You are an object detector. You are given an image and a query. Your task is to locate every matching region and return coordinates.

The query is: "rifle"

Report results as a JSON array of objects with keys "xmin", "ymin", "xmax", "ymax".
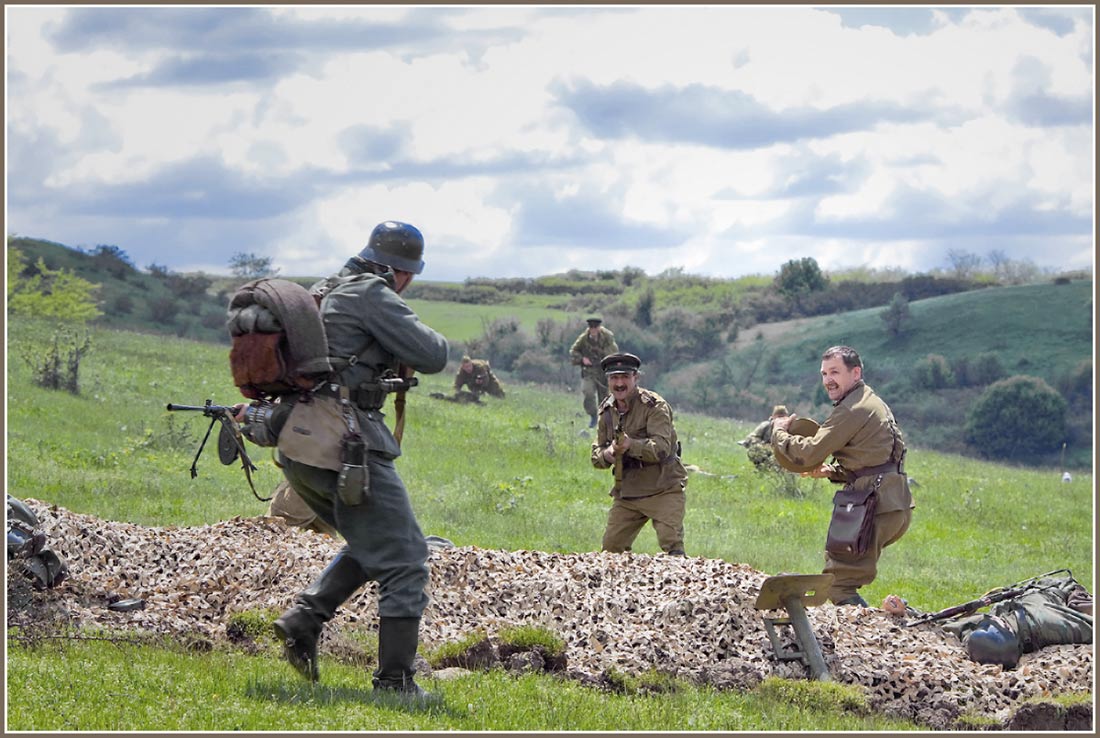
[
  {"xmin": 612, "ymin": 414, "xmax": 625, "ymax": 486},
  {"xmin": 166, "ymin": 400, "xmax": 268, "ymax": 502},
  {"xmin": 904, "ymin": 568, "xmax": 1071, "ymax": 627}
]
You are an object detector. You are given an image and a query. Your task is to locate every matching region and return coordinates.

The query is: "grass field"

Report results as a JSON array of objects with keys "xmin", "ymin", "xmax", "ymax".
[{"xmin": 5, "ymin": 314, "xmax": 1095, "ymax": 731}]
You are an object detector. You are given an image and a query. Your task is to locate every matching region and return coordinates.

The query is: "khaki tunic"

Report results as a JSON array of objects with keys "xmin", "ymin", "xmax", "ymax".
[
  {"xmin": 771, "ymin": 381, "xmax": 914, "ymax": 602},
  {"xmin": 570, "ymin": 327, "xmax": 619, "ymax": 417},
  {"xmin": 454, "ymin": 359, "xmax": 505, "ymax": 398},
  {"xmin": 591, "ymin": 387, "xmax": 688, "ymax": 554}
]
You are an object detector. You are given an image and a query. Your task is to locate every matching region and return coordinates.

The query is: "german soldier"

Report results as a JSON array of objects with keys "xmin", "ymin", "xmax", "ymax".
[{"xmin": 257, "ymin": 221, "xmax": 448, "ymax": 699}]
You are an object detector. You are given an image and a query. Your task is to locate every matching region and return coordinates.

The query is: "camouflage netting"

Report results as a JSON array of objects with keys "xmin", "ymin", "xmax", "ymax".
[{"xmin": 7, "ymin": 500, "xmax": 1093, "ymax": 729}]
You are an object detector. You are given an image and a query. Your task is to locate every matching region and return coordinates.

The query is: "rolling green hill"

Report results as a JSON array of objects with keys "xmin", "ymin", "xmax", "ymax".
[
  {"xmin": 8, "ymin": 236, "xmax": 1092, "ymax": 467},
  {"xmin": 652, "ymin": 279, "xmax": 1092, "ymax": 467}
]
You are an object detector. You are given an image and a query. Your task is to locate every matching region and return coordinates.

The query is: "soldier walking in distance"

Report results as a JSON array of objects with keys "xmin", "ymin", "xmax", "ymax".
[
  {"xmin": 570, "ymin": 317, "xmax": 619, "ymax": 428},
  {"xmin": 591, "ymin": 353, "xmax": 688, "ymax": 556},
  {"xmin": 771, "ymin": 345, "xmax": 913, "ymax": 606},
  {"xmin": 243, "ymin": 221, "xmax": 448, "ymax": 699}
]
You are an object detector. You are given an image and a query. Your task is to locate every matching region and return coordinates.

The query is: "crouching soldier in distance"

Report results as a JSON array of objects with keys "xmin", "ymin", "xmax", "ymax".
[
  {"xmin": 453, "ymin": 355, "xmax": 505, "ymax": 400},
  {"xmin": 591, "ymin": 353, "xmax": 688, "ymax": 556}
]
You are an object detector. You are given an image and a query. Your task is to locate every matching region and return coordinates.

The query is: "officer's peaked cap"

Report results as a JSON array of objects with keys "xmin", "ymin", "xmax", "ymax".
[{"xmin": 602, "ymin": 352, "xmax": 641, "ymax": 375}]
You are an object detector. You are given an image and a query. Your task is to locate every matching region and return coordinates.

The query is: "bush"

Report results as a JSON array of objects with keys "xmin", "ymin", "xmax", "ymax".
[
  {"xmin": 965, "ymin": 375, "xmax": 1068, "ymax": 459},
  {"xmin": 912, "ymin": 354, "xmax": 954, "ymax": 389},
  {"xmin": 1058, "ymin": 359, "xmax": 1092, "ymax": 408},
  {"xmin": 148, "ymin": 296, "xmax": 180, "ymax": 325},
  {"xmin": 19, "ymin": 327, "xmax": 92, "ymax": 394},
  {"xmin": 968, "ymin": 352, "xmax": 1006, "ymax": 386}
]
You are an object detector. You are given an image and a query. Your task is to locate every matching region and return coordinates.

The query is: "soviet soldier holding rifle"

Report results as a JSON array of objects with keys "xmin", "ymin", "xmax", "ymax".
[
  {"xmin": 238, "ymin": 221, "xmax": 448, "ymax": 698},
  {"xmin": 591, "ymin": 353, "xmax": 688, "ymax": 556},
  {"xmin": 570, "ymin": 317, "xmax": 619, "ymax": 428},
  {"xmin": 771, "ymin": 345, "xmax": 913, "ymax": 606}
]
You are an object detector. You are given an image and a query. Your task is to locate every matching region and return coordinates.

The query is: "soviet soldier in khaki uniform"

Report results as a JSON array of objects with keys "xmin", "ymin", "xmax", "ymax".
[
  {"xmin": 739, "ymin": 405, "xmax": 789, "ymax": 448},
  {"xmin": 570, "ymin": 317, "xmax": 619, "ymax": 428},
  {"xmin": 771, "ymin": 345, "xmax": 913, "ymax": 606},
  {"xmin": 591, "ymin": 353, "xmax": 688, "ymax": 556},
  {"xmin": 453, "ymin": 355, "xmax": 505, "ymax": 400}
]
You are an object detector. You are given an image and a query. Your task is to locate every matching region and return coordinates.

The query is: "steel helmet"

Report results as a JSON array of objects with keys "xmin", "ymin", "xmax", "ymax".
[
  {"xmin": 359, "ymin": 221, "xmax": 425, "ymax": 274},
  {"xmin": 965, "ymin": 617, "xmax": 1021, "ymax": 668}
]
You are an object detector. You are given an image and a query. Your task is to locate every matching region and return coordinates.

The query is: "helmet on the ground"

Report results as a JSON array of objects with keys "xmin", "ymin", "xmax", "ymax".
[
  {"xmin": 965, "ymin": 617, "xmax": 1021, "ymax": 668},
  {"xmin": 359, "ymin": 221, "xmax": 425, "ymax": 274}
]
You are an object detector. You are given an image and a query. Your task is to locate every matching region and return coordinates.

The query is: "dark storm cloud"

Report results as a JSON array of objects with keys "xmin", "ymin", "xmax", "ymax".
[
  {"xmin": 506, "ymin": 184, "xmax": 686, "ymax": 250},
  {"xmin": 557, "ymin": 80, "xmax": 933, "ymax": 149}
]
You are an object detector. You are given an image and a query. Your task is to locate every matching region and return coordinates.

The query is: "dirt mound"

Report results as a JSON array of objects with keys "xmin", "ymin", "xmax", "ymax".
[{"xmin": 8, "ymin": 501, "xmax": 1093, "ymax": 729}]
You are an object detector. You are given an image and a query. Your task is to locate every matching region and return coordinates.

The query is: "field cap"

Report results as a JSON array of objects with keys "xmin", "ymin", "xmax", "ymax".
[
  {"xmin": 771, "ymin": 405, "xmax": 789, "ymax": 417},
  {"xmin": 586, "ymin": 316, "xmax": 603, "ymax": 326},
  {"xmin": 601, "ymin": 352, "xmax": 641, "ymax": 375}
]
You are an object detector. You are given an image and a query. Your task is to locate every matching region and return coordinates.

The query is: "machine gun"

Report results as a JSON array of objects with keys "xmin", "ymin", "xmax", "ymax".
[
  {"xmin": 904, "ymin": 568, "xmax": 1071, "ymax": 627},
  {"xmin": 166, "ymin": 400, "xmax": 268, "ymax": 501}
]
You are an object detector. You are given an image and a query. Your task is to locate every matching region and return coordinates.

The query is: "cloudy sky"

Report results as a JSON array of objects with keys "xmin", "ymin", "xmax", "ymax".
[{"xmin": 5, "ymin": 5, "xmax": 1094, "ymax": 282}]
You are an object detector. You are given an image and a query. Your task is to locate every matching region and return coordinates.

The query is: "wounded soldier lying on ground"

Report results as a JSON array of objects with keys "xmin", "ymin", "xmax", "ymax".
[{"xmin": 885, "ymin": 572, "xmax": 1092, "ymax": 669}]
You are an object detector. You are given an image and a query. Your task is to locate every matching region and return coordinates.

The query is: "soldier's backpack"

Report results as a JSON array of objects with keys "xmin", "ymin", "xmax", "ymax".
[
  {"xmin": 7, "ymin": 495, "xmax": 68, "ymax": 591},
  {"xmin": 226, "ymin": 278, "xmax": 335, "ymax": 400}
]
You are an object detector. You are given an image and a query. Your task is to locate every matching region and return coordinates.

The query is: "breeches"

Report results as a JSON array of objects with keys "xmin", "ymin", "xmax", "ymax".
[
  {"xmin": 280, "ymin": 453, "xmax": 430, "ymax": 618},
  {"xmin": 602, "ymin": 488, "xmax": 686, "ymax": 554},
  {"xmin": 823, "ymin": 507, "xmax": 911, "ymax": 603},
  {"xmin": 581, "ymin": 375, "xmax": 609, "ymax": 417}
]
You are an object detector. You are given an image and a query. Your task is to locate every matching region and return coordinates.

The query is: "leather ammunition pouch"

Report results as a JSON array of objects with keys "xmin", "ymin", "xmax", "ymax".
[{"xmin": 825, "ymin": 480, "xmax": 880, "ymax": 557}]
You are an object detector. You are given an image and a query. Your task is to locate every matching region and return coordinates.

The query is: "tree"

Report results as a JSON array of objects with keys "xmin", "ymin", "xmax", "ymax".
[
  {"xmin": 946, "ymin": 249, "xmax": 982, "ymax": 280},
  {"xmin": 965, "ymin": 375, "xmax": 1068, "ymax": 460},
  {"xmin": 774, "ymin": 257, "xmax": 828, "ymax": 311},
  {"xmin": 880, "ymin": 291, "xmax": 911, "ymax": 337},
  {"xmin": 8, "ymin": 257, "xmax": 102, "ymax": 322},
  {"xmin": 634, "ymin": 288, "xmax": 655, "ymax": 328},
  {"xmin": 90, "ymin": 244, "xmax": 135, "ymax": 279},
  {"xmin": 229, "ymin": 252, "xmax": 280, "ymax": 279}
]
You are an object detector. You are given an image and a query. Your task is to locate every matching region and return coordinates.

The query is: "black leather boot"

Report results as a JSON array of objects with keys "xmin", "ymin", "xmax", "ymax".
[
  {"xmin": 372, "ymin": 616, "xmax": 433, "ymax": 700},
  {"xmin": 273, "ymin": 553, "xmax": 367, "ymax": 682},
  {"xmin": 835, "ymin": 593, "xmax": 869, "ymax": 607}
]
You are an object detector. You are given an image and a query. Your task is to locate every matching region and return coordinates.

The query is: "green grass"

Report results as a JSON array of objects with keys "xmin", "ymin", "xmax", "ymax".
[
  {"xmin": 720, "ymin": 280, "xmax": 1092, "ymax": 393},
  {"xmin": 5, "ymin": 314, "xmax": 1094, "ymax": 730},
  {"xmin": 409, "ymin": 298, "xmax": 577, "ymax": 342},
  {"xmin": 6, "ymin": 641, "xmax": 919, "ymax": 731}
]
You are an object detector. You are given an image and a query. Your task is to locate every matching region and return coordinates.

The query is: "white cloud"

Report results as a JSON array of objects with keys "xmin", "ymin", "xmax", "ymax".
[{"xmin": 4, "ymin": 5, "xmax": 1093, "ymax": 281}]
